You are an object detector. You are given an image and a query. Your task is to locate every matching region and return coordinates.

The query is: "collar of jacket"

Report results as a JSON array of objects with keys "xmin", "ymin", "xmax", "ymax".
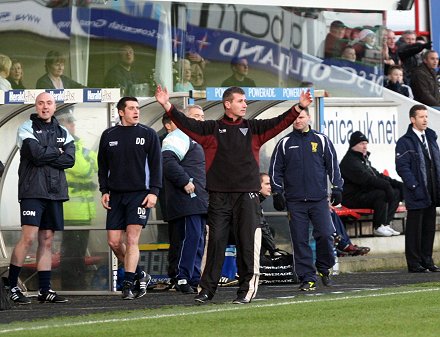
[{"xmin": 222, "ymin": 113, "xmax": 243, "ymax": 124}]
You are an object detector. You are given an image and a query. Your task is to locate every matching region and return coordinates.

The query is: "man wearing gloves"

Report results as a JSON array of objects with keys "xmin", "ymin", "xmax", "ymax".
[
  {"xmin": 269, "ymin": 108, "xmax": 343, "ymax": 291},
  {"xmin": 340, "ymin": 131, "xmax": 403, "ymax": 237}
]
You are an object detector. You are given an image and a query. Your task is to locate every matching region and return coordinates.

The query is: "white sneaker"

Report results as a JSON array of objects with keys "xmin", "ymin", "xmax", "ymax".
[
  {"xmin": 374, "ymin": 225, "xmax": 392, "ymax": 237},
  {"xmin": 385, "ymin": 225, "xmax": 400, "ymax": 236}
]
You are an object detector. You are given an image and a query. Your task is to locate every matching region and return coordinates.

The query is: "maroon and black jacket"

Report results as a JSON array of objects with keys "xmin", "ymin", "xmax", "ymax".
[{"xmin": 166, "ymin": 105, "xmax": 299, "ymax": 192}]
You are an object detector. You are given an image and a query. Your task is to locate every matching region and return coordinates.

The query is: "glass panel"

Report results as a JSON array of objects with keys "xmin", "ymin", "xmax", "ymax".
[{"xmin": 0, "ymin": 1, "xmax": 384, "ymax": 97}]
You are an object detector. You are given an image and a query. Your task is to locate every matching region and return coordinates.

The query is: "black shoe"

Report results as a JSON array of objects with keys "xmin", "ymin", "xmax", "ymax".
[
  {"xmin": 176, "ymin": 279, "xmax": 196, "ymax": 294},
  {"xmin": 408, "ymin": 266, "xmax": 429, "ymax": 273},
  {"xmin": 10, "ymin": 286, "xmax": 31, "ymax": 305},
  {"xmin": 232, "ymin": 296, "xmax": 250, "ymax": 304},
  {"xmin": 425, "ymin": 265, "xmax": 440, "ymax": 272},
  {"xmin": 38, "ymin": 289, "xmax": 68, "ymax": 303},
  {"xmin": 194, "ymin": 290, "xmax": 212, "ymax": 304},
  {"xmin": 134, "ymin": 271, "xmax": 151, "ymax": 298},
  {"xmin": 318, "ymin": 272, "xmax": 332, "ymax": 287},
  {"xmin": 299, "ymin": 281, "xmax": 316, "ymax": 291},
  {"xmin": 121, "ymin": 281, "xmax": 135, "ymax": 300}
]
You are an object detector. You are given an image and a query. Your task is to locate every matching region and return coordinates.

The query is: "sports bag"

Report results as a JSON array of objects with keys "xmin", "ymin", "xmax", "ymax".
[{"xmin": 259, "ymin": 250, "xmax": 299, "ymax": 284}]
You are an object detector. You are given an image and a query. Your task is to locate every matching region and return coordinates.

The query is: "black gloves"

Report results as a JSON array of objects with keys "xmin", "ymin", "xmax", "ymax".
[
  {"xmin": 425, "ymin": 41, "xmax": 432, "ymax": 50},
  {"xmin": 273, "ymin": 193, "xmax": 286, "ymax": 211},
  {"xmin": 330, "ymin": 189, "xmax": 342, "ymax": 206}
]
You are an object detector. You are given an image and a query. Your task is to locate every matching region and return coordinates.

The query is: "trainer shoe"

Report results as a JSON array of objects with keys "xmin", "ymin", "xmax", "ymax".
[
  {"xmin": 218, "ymin": 276, "xmax": 239, "ymax": 287},
  {"xmin": 194, "ymin": 290, "xmax": 212, "ymax": 304},
  {"xmin": 373, "ymin": 225, "xmax": 392, "ymax": 237},
  {"xmin": 121, "ymin": 281, "xmax": 135, "ymax": 300},
  {"xmin": 232, "ymin": 296, "xmax": 250, "ymax": 304},
  {"xmin": 341, "ymin": 244, "xmax": 371, "ymax": 256},
  {"xmin": 38, "ymin": 289, "xmax": 68, "ymax": 303},
  {"xmin": 385, "ymin": 225, "xmax": 400, "ymax": 236},
  {"xmin": 176, "ymin": 279, "xmax": 196, "ymax": 294},
  {"xmin": 299, "ymin": 281, "xmax": 316, "ymax": 291},
  {"xmin": 134, "ymin": 271, "xmax": 151, "ymax": 298},
  {"xmin": 318, "ymin": 272, "xmax": 332, "ymax": 287},
  {"xmin": 10, "ymin": 286, "xmax": 31, "ymax": 305}
]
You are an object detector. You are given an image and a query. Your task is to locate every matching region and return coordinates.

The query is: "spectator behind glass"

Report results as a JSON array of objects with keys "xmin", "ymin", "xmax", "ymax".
[
  {"xmin": 352, "ymin": 29, "xmax": 381, "ymax": 63},
  {"xmin": 174, "ymin": 59, "xmax": 194, "ymax": 92},
  {"xmin": 36, "ymin": 50, "xmax": 84, "ymax": 89},
  {"xmin": 7, "ymin": 59, "xmax": 25, "ymax": 89},
  {"xmin": 324, "ymin": 20, "xmax": 348, "ymax": 59},
  {"xmin": 384, "ymin": 65, "xmax": 414, "ymax": 99},
  {"xmin": 221, "ymin": 57, "xmax": 256, "ymax": 87},
  {"xmin": 0, "ymin": 54, "xmax": 12, "ymax": 91},
  {"xmin": 384, "ymin": 29, "xmax": 401, "ymax": 76},
  {"xmin": 104, "ymin": 44, "xmax": 147, "ymax": 96}
]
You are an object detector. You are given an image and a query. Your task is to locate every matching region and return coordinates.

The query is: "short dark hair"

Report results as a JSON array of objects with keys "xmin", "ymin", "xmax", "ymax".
[
  {"xmin": 117, "ymin": 96, "xmax": 138, "ymax": 112},
  {"xmin": 422, "ymin": 49, "xmax": 438, "ymax": 61},
  {"xmin": 259, "ymin": 172, "xmax": 269, "ymax": 183},
  {"xmin": 161, "ymin": 113, "xmax": 172, "ymax": 127},
  {"xmin": 222, "ymin": 86, "xmax": 245, "ymax": 104},
  {"xmin": 409, "ymin": 104, "xmax": 427, "ymax": 118},
  {"xmin": 388, "ymin": 65, "xmax": 403, "ymax": 75},
  {"xmin": 45, "ymin": 50, "xmax": 66, "ymax": 71}
]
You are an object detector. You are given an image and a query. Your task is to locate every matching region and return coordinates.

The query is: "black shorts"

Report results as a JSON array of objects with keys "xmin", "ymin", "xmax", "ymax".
[
  {"xmin": 19, "ymin": 198, "xmax": 64, "ymax": 231},
  {"xmin": 106, "ymin": 191, "xmax": 151, "ymax": 230}
]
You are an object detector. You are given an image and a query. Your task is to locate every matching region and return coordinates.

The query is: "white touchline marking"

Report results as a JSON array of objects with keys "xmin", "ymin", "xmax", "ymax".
[{"xmin": 1, "ymin": 288, "xmax": 439, "ymax": 334}]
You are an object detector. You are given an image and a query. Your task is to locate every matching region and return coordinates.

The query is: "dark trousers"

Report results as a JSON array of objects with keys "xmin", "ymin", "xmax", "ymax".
[
  {"xmin": 287, "ymin": 199, "xmax": 335, "ymax": 282},
  {"xmin": 168, "ymin": 215, "xmax": 206, "ymax": 286},
  {"xmin": 342, "ymin": 188, "xmax": 400, "ymax": 228},
  {"xmin": 405, "ymin": 206, "xmax": 437, "ymax": 269},
  {"xmin": 330, "ymin": 211, "xmax": 351, "ymax": 249},
  {"xmin": 261, "ymin": 221, "xmax": 277, "ymax": 256},
  {"xmin": 199, "ymin": 192, "xmax": 261, "ymax": 300}
]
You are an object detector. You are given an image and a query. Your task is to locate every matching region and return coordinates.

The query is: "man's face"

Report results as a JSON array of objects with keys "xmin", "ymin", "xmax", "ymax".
[
  {"xmin": 403, "ymin": 33, "xmax": 416, "ymax": 45},
  {"xmin": 352, "ymin": 141, "xmax": 368, "ymax": 156},
  {"xmin": 424, "ymin": 52, "xmax": 439, "ymax": 69},
  {"xmin": 187, "ymin": 107, "xmax": 205, "ymax": 121},
  {"xmin": 120, "ymin": 46, "xmax": 135, "ymax": 66},
  {"xmin": 411, "ymin": 109, "xmax": 428, "ymax": 132},
  {"xmin": 260, "ymin": 175, "xmax": 271, "ymax": 198},
  {"xmin": 386, "ymin": 31, "xmax": 396, "ymax": 48},
  {"xmin": 164, "ymin": 120, "xmax": 177, "ymax": 133},
  {"xmin": 293, "ymin": 110, "xmax": 310, "ymax": 132},
  {"xmin": 233, "ymin": 59, "xmax": 249, "ymax": 76},
  {"xmin": 224, "ymin": 93, "xmax": 247, "ymax": 120},
  {"xmin": 35, "ymin": 93, "xmax": 56, "ymax": 123},
  {"xmin": 119, "ymin": 100, "xmax": 140, "ymax": 126}
]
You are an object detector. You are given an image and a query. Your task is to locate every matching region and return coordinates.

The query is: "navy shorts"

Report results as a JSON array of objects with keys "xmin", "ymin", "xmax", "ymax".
[
  {"xmin": 19, "ymin": 198, "xmax": 64, "ymax": 231},
  {"xmin": 106, "ymin": 191, "xmax": 151, "ymax": 230}
]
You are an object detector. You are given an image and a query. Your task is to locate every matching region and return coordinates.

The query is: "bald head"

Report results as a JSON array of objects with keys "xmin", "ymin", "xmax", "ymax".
[{"xmin": 35, "ymin": 92, "xmax": 56, "ymax": 123}]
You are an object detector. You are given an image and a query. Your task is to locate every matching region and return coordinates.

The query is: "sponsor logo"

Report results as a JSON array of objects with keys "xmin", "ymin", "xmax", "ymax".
[
  {"xmin": 219, "ymin": 129, "xmax": 226, "ymax": 133},
  {"xmin": 84, "ymin": 89, "xmax": 102, "ymax": 102},
  {"xmin": 57, "ymin": 137, "xmax": 66, "ymax": 143},
  {"xmin": 22, "ymin": 210, "xmax": 36, "ymax": 216},
  {"xmin": 47, "ymin": 90, "xmax": 65, "ymax": 102},
  {"xmin": 135, "ymin": 137, "xmax": 145, "ymax": 145},
  {"xmin": 137, "ymin": 207, "xmax": 147, "ymax": 219},
  {"xmin": 239, "ymin": 128, "xmax": 248, "ymax": 136},
  {"xmin": 109, "ymin": 141, "xmax": 118, "ymax": 146}
]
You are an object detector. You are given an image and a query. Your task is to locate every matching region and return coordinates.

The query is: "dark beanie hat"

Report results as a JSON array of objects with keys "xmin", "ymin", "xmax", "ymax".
[{"xmin": 349, "ymin": 131, "xmax": 369, "ymax": 147}]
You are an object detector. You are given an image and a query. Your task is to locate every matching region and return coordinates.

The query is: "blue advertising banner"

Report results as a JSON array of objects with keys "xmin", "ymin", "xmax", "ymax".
[
  {"xmin": 205, "ymin": 87, "xmax": 314, "ymax": 101},
  {"xmin": 429, "ymin": 0, "xmax": 440, "ymax": 53}
]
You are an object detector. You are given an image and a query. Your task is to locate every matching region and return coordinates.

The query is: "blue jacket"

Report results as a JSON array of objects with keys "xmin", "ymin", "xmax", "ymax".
[
  {"xmin": 17, "ymin": 114, "xmax": 75, "ymax": 201},
  {"xmin": 269, "ymin": 127, "xmax": 343, "ymax": 201},
  {"xmin": 162, "ymin": 129, "xmax": 208, "ymax": 221},
  {"xmin": 395, "ymin": 124, "xmax": 440, "ymax": 210}
]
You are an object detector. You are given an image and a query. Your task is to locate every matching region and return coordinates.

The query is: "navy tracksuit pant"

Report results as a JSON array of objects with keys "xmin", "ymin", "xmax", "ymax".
[{"xmin": 287, "ymin": 198, "xmax": 335, "ymax": 282}]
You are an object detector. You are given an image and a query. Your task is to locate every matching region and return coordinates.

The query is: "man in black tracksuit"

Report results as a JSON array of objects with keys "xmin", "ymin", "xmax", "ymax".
[{"xmin": 155, "ymin": 85, "xmax": 312, "ymax": 304}]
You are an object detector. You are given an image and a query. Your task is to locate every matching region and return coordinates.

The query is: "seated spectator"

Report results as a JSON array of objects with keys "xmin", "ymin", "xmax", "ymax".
[
  {"xmin": 221, "ymin": 57, "xmax": 256, "ymax": 87},
  {"xmin": 36, "ymin": 50, "xmax": 84, "ymax": 89},
  {"xmin": 384, "ymin": 65, "xmax": 414, "ymax": 99},
  {"xmin": 0, "ymin": 54, "xmax": 12, "ymax": 91},
  {"xmin": 259, "ymin": 172, "xmax": 282, "ymax": 257},
  {"xmin": 352, "ymin": 29, "xmax": 381, "ymax": 64},
  {"xmin": 186, "ymin": 52, "xmax": 206, "ymax": 90},
  {"xmin": 410, "ymin": 50, "xmax": 440, "ymax": 107},
  {"xmin": 104, "ymin": 44, "xmax": 146, "ymax": 96},
  {"xmin": 331, "ymin": 210, "xmax": 370, "ymax": 256},
  {"xmin": 398, "ymin": 30, "xmax": 431, "ymax": 85},
  {"xmin": 174, "ymin": 59, "xmax": 194, "ymax": 92},
  {"xmin": 324, "ymin": 20, "xmax": 348, "ymax": 59},
  {"xmin": 339, "ymin": 131, "xmax": 403, "ymax": 237},
  {"xmin": 7, "ymin": 59, "xmax": 25, "ymax": 89}
]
